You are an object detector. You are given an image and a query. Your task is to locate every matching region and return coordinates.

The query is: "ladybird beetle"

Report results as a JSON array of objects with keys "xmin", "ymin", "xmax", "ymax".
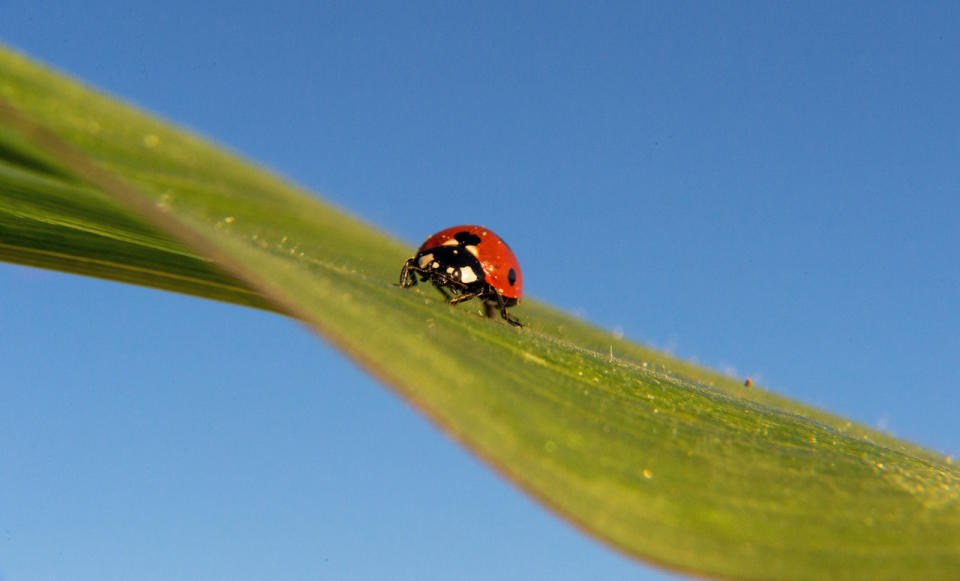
[{"xmin": 399, "ymin": 225, "xmax": 523, "ymax": 326}]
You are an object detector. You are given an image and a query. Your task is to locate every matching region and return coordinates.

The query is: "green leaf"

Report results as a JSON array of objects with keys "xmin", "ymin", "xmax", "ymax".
[{"xmin": 1, "ymin": 45, "xmax": 958, "ymax": 580}]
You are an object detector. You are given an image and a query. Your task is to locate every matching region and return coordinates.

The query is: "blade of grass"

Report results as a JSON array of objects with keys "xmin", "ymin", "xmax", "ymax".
[
  {"xmin": 0, "ymin": 121, "xmax": 274, "ymax": 309},
  {"xmin": 1, "ymin": 45, "xmax": 958, "ymax": 580}
]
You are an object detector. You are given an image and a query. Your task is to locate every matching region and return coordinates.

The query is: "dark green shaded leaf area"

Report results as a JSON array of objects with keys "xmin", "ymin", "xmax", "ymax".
[{"xmin": 1, "ymin": 45, "xmax": 957, "ymax": 581}]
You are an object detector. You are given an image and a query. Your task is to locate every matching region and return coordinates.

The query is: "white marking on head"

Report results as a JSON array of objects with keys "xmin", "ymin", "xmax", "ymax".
[
  {"xmin": 442, "ymin": 239, "xmax": 459, "ymax": 246},
  {"xmin": 465, "ymin": 245, "xmax": 479, "ymax": 257},
  {"xmin": 460, "ymin": 266, "xmax": 478, "ymax": 284},
  {"xmin": 418, "ymin": 253, "xmax": 434, "ymax": 268},
  {"xmin": 446, "ymin": 266, "xmax": 455, "ymax": 274}
]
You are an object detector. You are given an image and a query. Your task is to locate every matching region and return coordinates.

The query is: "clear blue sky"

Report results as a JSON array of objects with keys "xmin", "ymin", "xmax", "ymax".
[{"xmin": 2, "ymin": 3, "xmax": 959, "ymax": 580}]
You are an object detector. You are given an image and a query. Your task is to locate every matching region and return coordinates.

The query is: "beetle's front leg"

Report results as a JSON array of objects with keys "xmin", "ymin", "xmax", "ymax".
[{"xmin": 399, "ymin": 259, "xmax": 419, "ymax": 288}]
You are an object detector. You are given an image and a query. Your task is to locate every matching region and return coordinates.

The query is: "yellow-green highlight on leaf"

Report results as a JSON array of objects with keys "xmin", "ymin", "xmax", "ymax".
[{"xmin": 1, "ymin": 44, "xmax": 958, "ymax": 581}]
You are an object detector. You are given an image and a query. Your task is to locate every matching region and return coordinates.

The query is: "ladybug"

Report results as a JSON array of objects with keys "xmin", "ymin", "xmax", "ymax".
[{"xmin": 399, "ymin": 225, "xmax": 523, "ymax": 327}]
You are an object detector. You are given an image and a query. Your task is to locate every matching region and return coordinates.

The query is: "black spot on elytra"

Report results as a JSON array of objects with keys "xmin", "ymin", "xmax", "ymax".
[
  {"xmin": 454, "ymin": 231, "xmax": 482, "ymax": 246},
  {"xmin": 508, "ymin": 268, "xmax": 517, "ymax": 285}
]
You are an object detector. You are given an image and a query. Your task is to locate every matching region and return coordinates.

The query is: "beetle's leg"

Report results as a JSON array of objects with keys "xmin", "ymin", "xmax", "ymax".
[
  {"xmin": 485, "ymin": 287, "xmax": 522, "ymax": 327},
  {"xmin": 423, "ymin": 271, "xmax": 469, "ymax": 302},
  {"xmin": 500, "ymin": 307, "xmax": 523, "ymax": 327},
  {"xmin": 448, "ymin": 288, "xmax": 485, "ymax": 305},
  {"xmin": 399, "ymin": 259, "xmax": 419, "ymax": 287}
]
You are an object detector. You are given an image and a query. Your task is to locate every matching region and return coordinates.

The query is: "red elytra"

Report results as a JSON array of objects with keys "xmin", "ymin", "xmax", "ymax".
[{"xmin": 417, "ymin": 225, "xmax": 523, "ymax": 301}]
